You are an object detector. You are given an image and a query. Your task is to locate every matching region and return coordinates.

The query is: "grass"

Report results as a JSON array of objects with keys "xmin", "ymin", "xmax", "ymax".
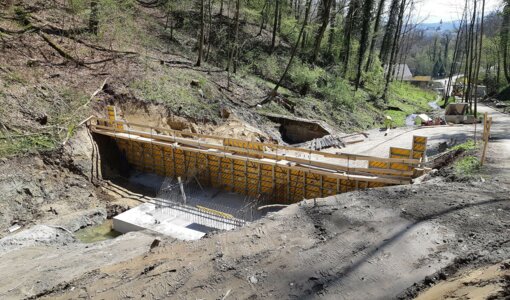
[
  {"xmin": 451, "ymin": 139, "xmax": 477, "ymax": 151},
  {"xmin": 454, "ymin": 156, "xmax": 480, "ymax": 175},
  {"xmin": 436, "ymin": 96, "xmax": 455, "ymax": 108},
  {"xmin": 0, "ymin": 134, "xmax": 57, "ymax": 157},
  {"xmin": 130, "ymin": 62, "xmax": 221, "ymax": 121},
  {"xmin": 385, "ymin": 82, "xmax": 437, "ymax": 127}
]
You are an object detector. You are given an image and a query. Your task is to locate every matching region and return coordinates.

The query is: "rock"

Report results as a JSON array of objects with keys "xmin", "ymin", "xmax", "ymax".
[
  {"xmin": 150, "ymin": 238, "xmax": 161, "ymax": 250},
  {"xmin": 220, "ymin": 107, "xmax": 231, "ymax": 119},
  {"xmin": 249, "ymin": 276, "xmax": 258, "ymax": 284},
  {"xmin": 36, "ymin": 114, "xmax": 48, "ymax": 125}
]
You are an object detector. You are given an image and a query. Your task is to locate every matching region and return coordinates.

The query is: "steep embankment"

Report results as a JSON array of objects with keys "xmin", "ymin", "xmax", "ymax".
[{"xmin": 0, "ymin": 1, "xmax": 436, "ymax": 159}]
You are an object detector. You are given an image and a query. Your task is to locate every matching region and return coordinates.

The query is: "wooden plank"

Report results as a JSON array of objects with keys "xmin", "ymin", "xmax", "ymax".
[
  {"xmin": 480, "ymin": 117, "xmax": 492, "ymax": 166},
  {"xmin": 93, "ymin": 128, "xmax": 410, "ymax": 185},
  {"xmin": 90, "ymin": 118, "xmax": 421, "ymax": 165}
]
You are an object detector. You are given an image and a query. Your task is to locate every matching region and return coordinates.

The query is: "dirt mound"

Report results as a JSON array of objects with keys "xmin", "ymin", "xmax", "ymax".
[{"xmin": 18, "ymin": 181, "xmax": 509, "ymax": 300}]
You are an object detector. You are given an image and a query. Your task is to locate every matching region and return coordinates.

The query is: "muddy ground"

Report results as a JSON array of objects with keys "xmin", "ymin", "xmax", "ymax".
[
  {"xmin": 0, "ymin": 104, "xmax": 508, "ymax": 300},
  {"xmin": 0, "ymin": 180, "xmax": 504, "ymax": 300}
]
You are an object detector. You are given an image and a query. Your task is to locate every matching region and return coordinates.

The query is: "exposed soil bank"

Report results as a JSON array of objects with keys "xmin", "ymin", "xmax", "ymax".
[{"xmin": 3, "ymin": 179, "xmax": 503, "ymax": 300}]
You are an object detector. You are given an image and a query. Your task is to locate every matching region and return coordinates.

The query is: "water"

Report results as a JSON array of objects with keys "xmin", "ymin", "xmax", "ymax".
[
  {"xmin": 405, "ymin": 114, "xmax": 418, "ymax": 126},
  {"xmin": 428, "ymin": 101, "xmax": 441, "ymax": 110},
  {"xmin": 75, "ymin": 220, "xmax": 122, "ymax": 243}
]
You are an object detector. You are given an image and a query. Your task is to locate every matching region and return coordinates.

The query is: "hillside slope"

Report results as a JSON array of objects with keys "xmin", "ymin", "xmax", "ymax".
[{"xmin": 0, "ymin": 1, "xmax": 435, "ymax": 158}]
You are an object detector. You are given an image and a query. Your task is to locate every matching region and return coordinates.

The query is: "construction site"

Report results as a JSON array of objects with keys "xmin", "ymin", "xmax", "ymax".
[
  {"xmin": 87, "ymin": 106, "xmax": 430, "ymax": 240},
  {"xmin": 1, "ymin": 1, "xmax": 510, "ymax": 299}
]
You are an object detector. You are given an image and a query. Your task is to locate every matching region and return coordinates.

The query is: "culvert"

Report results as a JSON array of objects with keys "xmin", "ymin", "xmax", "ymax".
[{"xmin": 264, "ymin": 114, "xmax": 331, "ymax": 144}]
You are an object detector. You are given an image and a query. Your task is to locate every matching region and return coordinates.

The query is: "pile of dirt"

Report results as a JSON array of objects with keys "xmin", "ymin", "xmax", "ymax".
[{"xmin": 7, "ymin": 180, "xmax": 505, "ymax": 300}]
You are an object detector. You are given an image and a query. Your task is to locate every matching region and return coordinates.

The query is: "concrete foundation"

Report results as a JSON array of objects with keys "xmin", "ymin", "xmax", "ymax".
[{"xmin": 113, "ymin": 202, "xmax": 238, "ymax": 240}]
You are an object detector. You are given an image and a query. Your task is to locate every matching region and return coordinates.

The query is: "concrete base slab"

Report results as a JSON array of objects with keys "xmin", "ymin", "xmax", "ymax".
[{"xmin": 113, "ymin": 202, "xmax": 238, "ymax": 241}]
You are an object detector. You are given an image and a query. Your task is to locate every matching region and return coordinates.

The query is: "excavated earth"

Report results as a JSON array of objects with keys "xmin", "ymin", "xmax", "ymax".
[{"xmin": 0, "ymin": 105, "xmax": 508, "ymax": 300}]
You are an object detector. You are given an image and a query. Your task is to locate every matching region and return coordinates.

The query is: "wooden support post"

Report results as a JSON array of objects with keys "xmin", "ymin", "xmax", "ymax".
[
  {"xmin": 171, "ymin": 146, "xmax": 176, "ymax": 177},
  {"xmin": 218, "ymin": 156, "xmax": 223, "ymax": 187},
  {"xmin": 230, "ymin": 159, "xmax": 234, "ymax": 190},
  {"xmin": 303, "ymin": 172, "xmax": 307, "ymax": 200},
  {"xmin": 161, "ymin": 148, "xmax": 165, "ymax": 176},
  {"xmin": 182, "ymin": 150, "xmax": 187, "ymax": 177},
  {"xmin": 287, "ymin": 169, "xmax": 291, "ymax": 203},
  {"xmin": 271, "ymin": 165, "xmax": 275, "ymax": 191},
  {"xmin": 205, "ymin": 154, "xmax": 210, "ymax": 185},
  {"xmin": 481, "ymin": 117, "xmax": 492, "ymax": 166},
  {"xmin": 244, "ymin": 160, "xmax": 248, "ymax": 194},
  {"xmin": 257, "ymin": 164, "xmax": 261, "ymax": 193},
  {"xmin": 319, "ymin": 175, "xmax": 323, "ymax": 198}
]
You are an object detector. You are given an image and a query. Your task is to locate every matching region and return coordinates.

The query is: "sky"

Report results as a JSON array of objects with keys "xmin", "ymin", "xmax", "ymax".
[{"xmin": 416, "ymin": 0, "xmax": 503, "ymax": 23}]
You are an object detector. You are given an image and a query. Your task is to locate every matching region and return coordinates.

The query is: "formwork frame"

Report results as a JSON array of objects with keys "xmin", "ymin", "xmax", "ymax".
[{"xmin": 90, "ymin": 115, "xmax": 426, "ymax": 204}]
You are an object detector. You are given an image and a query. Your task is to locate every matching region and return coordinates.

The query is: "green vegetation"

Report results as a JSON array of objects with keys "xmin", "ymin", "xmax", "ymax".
[
  {"xmin": 0, "ymin": 134, "xmax": 57, "ymax": 157},
  {"xmin": 451, "ymin": 139, "xmax": 478, "ymax": 151},
  {"xmin": 131, "ymin": 63, "xmax": 220, "ymax": 120},
  {"xmin": 454, "ymin": 156, "xmax": 481, "ymax": 175},
  {"xmin": 384, "ymin": 82, "xmax": 437, "ymax": 127}
]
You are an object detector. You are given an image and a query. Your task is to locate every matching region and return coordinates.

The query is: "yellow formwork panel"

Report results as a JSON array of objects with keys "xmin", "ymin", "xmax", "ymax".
[
  {"xmin": 110, "ymin": 137, "xmax": 396, "ymax": 204},
  {"xmin": 369, "ymin": 160, "xmax": 389, "ymax": 169}
]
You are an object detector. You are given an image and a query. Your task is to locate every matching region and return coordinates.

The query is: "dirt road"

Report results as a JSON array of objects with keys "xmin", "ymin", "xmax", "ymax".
[{"xmin": 341, "ymin": 103, "xmax": 507, "ymax": 160}]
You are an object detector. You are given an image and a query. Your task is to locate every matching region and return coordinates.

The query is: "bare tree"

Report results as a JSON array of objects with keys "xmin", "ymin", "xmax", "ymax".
[
  {"xmin": 272, "ymin": 0, "xmax": 312, "ymax": 94},
  {"xmin": 196, "ymin": 0, "xmax": 205, "ymax": 66},
  {"xmin": 89, "ymin": 0, "xmax": 99, "ymax": 35},
  {"xmin": 271, "ymin": 0, "xmax": 280, "ymax": 52},
  {"xmin": 355, "ymin": 0, "xmax": 375, "ymax": 90},
  {"xmin": 311, "ymin": 0, "xmax": 333, "ymax": 64}
]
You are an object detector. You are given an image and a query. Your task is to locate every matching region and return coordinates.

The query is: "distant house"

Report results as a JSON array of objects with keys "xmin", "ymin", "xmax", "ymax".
[
  {"xmin": 405, "ymin": 76, "xmax": 432, "ymax": 88},
  {"xmin": 385, "ymin": 64, "xmax": 413, "ymax": 80}
]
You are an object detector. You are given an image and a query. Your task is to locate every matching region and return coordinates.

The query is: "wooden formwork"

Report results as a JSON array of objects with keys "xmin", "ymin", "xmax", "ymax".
[
  {"xmin": 89, "ymin": 108, "xmax": 426, "ymax": 204},
  {"xmin": 369, "ymin": 136, "xmax": 428, "ymax": 176},
  {"xmin": 111, "ymin": 137, "xmax": 389, "ymax": 203}
]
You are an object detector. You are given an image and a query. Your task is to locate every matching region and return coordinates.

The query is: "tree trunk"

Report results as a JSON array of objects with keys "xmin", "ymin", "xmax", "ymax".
[
  {"xmin": 340, "ymin": 0, "xmax": 359, "ymax": 75},
  {"xmin": 272, "ymin": 0, "xmax": 312, "ymax": 94},
  {"xmin": 355, "ymin": 0, "xmax": 375, "ymax": 90},
  {"xmin": 205, "ymin": 0, "xmax": 213, "ymax": 61},
  {"xmin": 502, "ymin": 3, "xmax": 510, "ymax": 83},
  {"xmin": 327, "ymin": 0, "xmax": 337, "ymax": 55},
  {"xmin": 382, "ymin": 0, "xmax": 406, "ymax": 101},
  {"xmin": 301, "ymin": 0, "xmax": 311, "ymax": 49},
  {"xmin": 258, "ymin": 0, "xmax": 269, "ymax": 36},
  {"xmin": 89, "ymin": 0, "xmax": 99, "ymax": 35},
  {"xmin": 444, "ymin": 7, "xmax": 466, "ymax": 101},
  {"xmin": 473, "ymin": 0, "xmax": 485, "ymax": 117},
  {"xmin": 227, "ymin": 0, "xmax": 240, "ymax": 88},
  {"xmin": 365, "ymin": 0, "xmax": 385, "ymax": 72},
  {"xmin": 311, "ymin": 0, "xmax": 333, "ymax": 64},
  {"xmin": 271, "ymin": 0, "xmax": 280, "ymax": 52},
  {"xmin": 379, "ymin": 0, "xmax": 400, "ymax": 65},
  {"xmin": 196, "ymin": 0, "xmax": 205, "ymax": 67}
]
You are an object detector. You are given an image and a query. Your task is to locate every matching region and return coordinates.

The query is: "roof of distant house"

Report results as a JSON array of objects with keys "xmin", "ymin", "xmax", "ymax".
[{"xmin": 407, "ymin": 76, "xmax": 432, "ymax": 82}]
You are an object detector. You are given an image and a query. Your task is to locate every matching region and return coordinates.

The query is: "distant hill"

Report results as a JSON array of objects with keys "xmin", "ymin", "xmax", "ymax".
[{"xmin": 416, "ymin": 20, "xmax": 461, "ymax": 34}]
